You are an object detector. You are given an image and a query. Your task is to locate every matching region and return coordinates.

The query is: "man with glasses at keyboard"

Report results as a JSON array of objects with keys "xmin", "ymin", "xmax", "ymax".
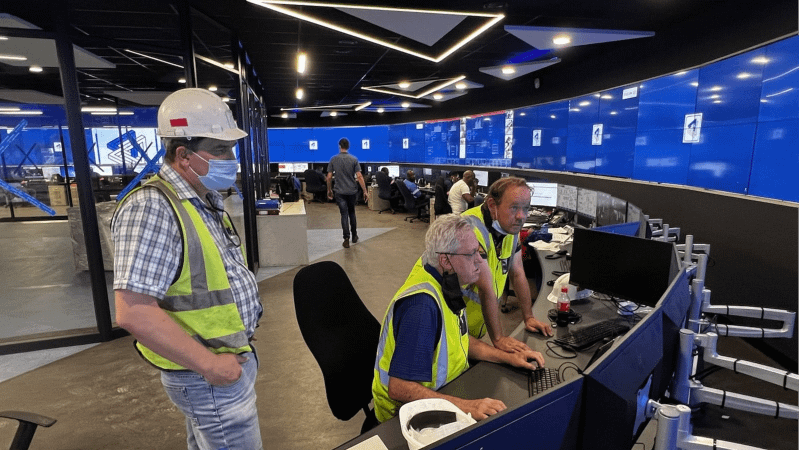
[
  {"xmin": 461, "ymin": 177, "xmax": 553, "ymax": 354},
  {"xmin": 372, "ymin": 214, "xmax": 543, "ymax": 423},
  {"xmin": 112, "ymin": 88, "xmax": 263, "ymax": 450}
]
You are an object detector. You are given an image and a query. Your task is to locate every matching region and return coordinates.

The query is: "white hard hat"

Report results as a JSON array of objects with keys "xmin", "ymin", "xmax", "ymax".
[
  {"xmin": 399, "ymin": 399, "xmax": 476, "ymax": 450},
  {"xmin": 547, "ymin": 273, "xmax": 593, "ymax": 303},
  {"xmin": 157, "ymin": 88, "xmax": 247, "ymax": 141}
]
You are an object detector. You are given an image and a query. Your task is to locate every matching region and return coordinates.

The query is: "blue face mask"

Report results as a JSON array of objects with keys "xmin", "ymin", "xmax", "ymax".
[
  {"xmin": 192, "ymin": 153, "xmax": 239, "ymax": 191},
  {"xmin": 491, "ymin": 219, "xmax": 509, "ymax": 235}
]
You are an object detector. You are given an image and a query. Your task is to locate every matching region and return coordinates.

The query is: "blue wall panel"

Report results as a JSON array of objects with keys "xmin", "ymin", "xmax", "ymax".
[
  {"xmin": 749, "ymin": 119, "xmax": 799, "ymax": 201},
  {"xmin": 758, "ymin": 36, "xmax": 799, "ymax": 122},
  {"xmin": 637, "ymin": 71, "xmax": 700, "ymax": 131},
  {"xmin": 599, "ymin": 86, "xmax": 640, "ymax": 133},
  {"xmin": 697, "ymin": 50, "xmax": 765, "ymax": 127},
  {"xmin": 535, "ymin": 102, "xmax": 569, "ymax": 172},
  {"xmin": 510, "ymin": 106, "xmax": 536, "ymax": 169},
  {"xmin": 595, "ymin": 131, "xmax": 636, "ymax": 178},
  {"xmin": 688, "ymin": 123, "xmax": 758, "ymax": 194},
  {"xmin": 632, "ymin": 129, "xmax": 691, "ymax": 184}
]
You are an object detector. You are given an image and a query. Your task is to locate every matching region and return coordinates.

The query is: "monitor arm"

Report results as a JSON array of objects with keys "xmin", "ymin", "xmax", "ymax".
[
  {"xmin": 646, "ymin": 401, "xmax": 771, "ymax": 450},
  {"xmin": 698, "ymin": 301, "xmax": 796, "ymax": 339},
  {"xmin": 671, "ymin": 329, "xmax": 799, "ymax": 419}
]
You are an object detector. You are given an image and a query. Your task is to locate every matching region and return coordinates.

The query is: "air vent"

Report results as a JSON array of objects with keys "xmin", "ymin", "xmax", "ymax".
[{"xmin": 334, "ymin": 49, "xmax": 352, "ymax": 54}]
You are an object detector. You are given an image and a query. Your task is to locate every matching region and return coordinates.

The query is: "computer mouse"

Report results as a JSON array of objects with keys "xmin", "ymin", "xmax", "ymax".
[{"xmin": 527, "ymin": 358, "xmax": 540, "ymax": 370}]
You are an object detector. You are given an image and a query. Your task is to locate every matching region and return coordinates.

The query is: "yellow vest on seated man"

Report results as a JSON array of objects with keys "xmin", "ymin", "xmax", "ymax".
[
  {"xmin": 372, "ymin": 259, "xmax": 470, "ymax": 423},
  {"xmin": 460, "ymin": 205, "xmax": 519, "ymax": 338},
  {"xmin": 117, "ymin": 175, "xmax": 252, "ymax": 370}
]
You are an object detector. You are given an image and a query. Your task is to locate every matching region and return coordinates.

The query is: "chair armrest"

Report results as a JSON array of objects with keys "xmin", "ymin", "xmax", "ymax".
[{"xmin": 0, "ymin": 411, "xmax": 56, "ymax": 428}]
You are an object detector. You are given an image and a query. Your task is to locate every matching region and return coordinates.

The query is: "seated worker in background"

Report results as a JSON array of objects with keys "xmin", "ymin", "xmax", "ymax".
[
  {"xmin": 461, "ymin": 177, "xmax": 553, "ymax": 353},
  {"xmin": 403, "ymin": 170, "xmax": 427, "ymax": 200},
  {"xmin": 448, "ymin": 170, "xmax": 476, "ymax": 214},
  {"xmin": 444, "ymin": 171, "xmax": 459, "ymax": 193},
  {"xmin": 372, "ymin": 214, "xmax": 544, "ymax": 423}
]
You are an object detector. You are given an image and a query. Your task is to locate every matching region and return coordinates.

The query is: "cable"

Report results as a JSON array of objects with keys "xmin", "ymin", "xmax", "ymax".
[
  {"xmin": 558, "ymin": 361, "xmax": 582, "ymax": 378},
  {"xmin": 545, "ymin": 340, "xmax": 577, "ymax": 359}
]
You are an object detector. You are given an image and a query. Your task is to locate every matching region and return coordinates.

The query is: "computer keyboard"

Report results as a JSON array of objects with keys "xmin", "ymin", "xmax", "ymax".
[
  {"xmin": 553, "ymin": 320, "xmax": 631, "ymax": 351},
  {"xmin": 529, "ymin": 367, "xmax": 562, "ymax": 396}
]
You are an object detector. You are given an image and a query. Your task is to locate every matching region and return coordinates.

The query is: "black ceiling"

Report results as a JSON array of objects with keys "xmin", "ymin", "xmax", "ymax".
[{"xmin": 1, "ymin": 0, "xmax": 797, "ymax": 127}]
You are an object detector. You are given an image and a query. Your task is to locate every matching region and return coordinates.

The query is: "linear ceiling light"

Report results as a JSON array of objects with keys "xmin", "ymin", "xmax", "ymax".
[
  {"xmin": 362, "ymin": 75, "xmax": 466, "ymax": 99},
  {"xmin": 0, "ymin": 55, "xmax": 27, "ymax": 61},
  {"xmin": 194, "ymin": 54, "xmax": 239, "ymax": 74},
  {"xmin": 297, "ymin": 52, "xmax": 307, "ymax": 73},
  {"xmin": 125, "ymin": 49, "xmax": 182, "ymax": 68},
  {"xmin": 0, "ymin": 110, "xmax": 42, "ymax": 115},
  {"xmin": 354, "ymin": 101, "xmax": 371, "ymax": 111},
  {"xmin": 247, "ymin": 1, "xmax": 504, "ymax": 63}
]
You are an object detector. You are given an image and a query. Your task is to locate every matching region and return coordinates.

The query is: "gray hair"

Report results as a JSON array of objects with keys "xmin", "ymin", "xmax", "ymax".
[{"xmin": 421, "ymin": 214, "xmax": 473, "ymax": 267}]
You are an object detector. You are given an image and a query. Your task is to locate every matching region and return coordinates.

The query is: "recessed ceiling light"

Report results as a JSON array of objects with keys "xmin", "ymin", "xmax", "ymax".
[
  {"xmin": 550, "ymin": 115, "xmax": 556, "ymax": 119},
  {"xmin": 208, "ymin": 86, "xmax": 218, "ymax": 92},
  {"xmin": 330, "ymin": 111, "xmax": 338, "ymax": 117},
  {"xmin": 0, "ymin": 55, "xmax": 27, "ymax": 61},
  {"xmin": 281, "ymin": 112, "xmax": 289, "ymax": 118},
  {"xmin": 398, "ymin": 81, "xmax": 410, "ymax": 89},
  {"xmin": 297, "ymin": 52, "xmax": 307, "ymax": 73},
  {"xmin": 296, "ymin": 88, "xmax": 304, "ymax": 99},
  {"xmin": 501, "ymin": 66, "xmax": 515, "ymax": 74},
  {"xmin": 29, "ymin": 65, "xmax": 43, "ymax": 73},
  {"xmin": 553, "ymin": 35, "xmax": 571, "ymax": 45},
  {"xmin": 377, "ymin": 107, "xmax": 385, "ymax": 113},
  {"xmin": 401, "ymin": 102, "xmax": 410, "ymax": 108},
  {"xmin": 455, "ymin": 82, "xmax": 467, "ymax": 90},
  {"xmin": 178, "ymin": 78, "xmax": 186, "ymax": 84},
  {"xmin": 222, "ymin": 97, "xmax": 231, "ymax": 102},
  {"xmin": 433, "ymin": 93, "xmax": 443, "ymax": 100}
]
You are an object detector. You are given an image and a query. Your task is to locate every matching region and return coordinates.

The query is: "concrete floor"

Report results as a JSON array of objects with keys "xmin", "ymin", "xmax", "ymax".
[{"xmin": 0, "ymin": 201, "xmax": 796, "ymax": 449}]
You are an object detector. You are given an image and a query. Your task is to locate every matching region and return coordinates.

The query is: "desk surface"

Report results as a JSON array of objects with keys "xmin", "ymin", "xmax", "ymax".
[{"xmin": 333, "ymin": 237, "xmax": 631, "ymax": 450}]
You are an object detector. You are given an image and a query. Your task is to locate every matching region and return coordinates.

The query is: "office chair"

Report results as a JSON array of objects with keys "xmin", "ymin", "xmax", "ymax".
[
  {"xmin": 0, "ymin": 411, "xmax": 56, "ymax": 450},
  {"xmin": 292, "ymin": 261, "xmax": 381, "ymax": 434},
  {"xmin": 433, "ymin": 176, "xmax": 452, "ymax": 217},
  {"xmin": 303, "ymin": 169, "xmax": 327, "ymax": 203},
  {"xmin": 375, "ymin": 171, "xmax": 401, "ymax": 214},
  {"xmin": 396, "ymin": 179, "xmax": 429, "ymax": 223}
]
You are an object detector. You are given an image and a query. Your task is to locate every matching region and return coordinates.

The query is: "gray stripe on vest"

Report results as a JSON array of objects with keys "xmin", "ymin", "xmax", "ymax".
[
  {"xmin": 462, "ymin": 287, "xmax": 480, "ymax": 304},
  {"xmin": 146, "ymin": 180, "xmax": 208, "ymax": 292},
  {"xmin": 158, "ymin": 289, "xmax": 236, "ymax": 312},
  {"xmin": 192, "ymin": 330, "xmax": 249, "ymax": 350},
  {"xmin": 463, "ymin": 214, "xmax": 490, "ymax": 248},
  {"xmin": 375, "ymin": 281, "xmax": 449, "ymax": 389}
]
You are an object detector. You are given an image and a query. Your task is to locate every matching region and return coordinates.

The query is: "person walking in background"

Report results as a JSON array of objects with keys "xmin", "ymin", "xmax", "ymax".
[{"xmin": 327, "ymin": 138, "xmax": 368, "ymax": 248}]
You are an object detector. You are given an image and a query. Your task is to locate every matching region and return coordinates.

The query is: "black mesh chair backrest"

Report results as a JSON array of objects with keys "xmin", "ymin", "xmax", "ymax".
[
  {"xmin": 395, "ymin": 179, "xmax": 419, "ymax": 210},
  {"xmin": 303, "ymin": 169, "xmax": 327, "ymax": 193},
  {"xmin": 293, "ymin": 261, "xmax": 381, "ymax": 421},
  {"xmin": 375, "ymin": 171, "xmax": 393, "ymax": 201},
  {"xmin": 434, "ymin": 176, "xmax": 452, "ymax": 215}
]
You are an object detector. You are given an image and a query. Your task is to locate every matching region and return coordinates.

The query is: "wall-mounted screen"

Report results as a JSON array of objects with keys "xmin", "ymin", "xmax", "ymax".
[
  {"xmin": 527, "ymin": 182, "xmax": 558, "ymax": 207},
  {"xmin": 474, "ymin": 170, "xmax": 489, "ymax": 187},
  {"xmin": 278, "ymin": 162, "xmax": 309, "ymax": 173},
  {"xmin": 557, "ymin": 184, "xmax": 578, "ymax": 212},
  {"xmin": 595, "ymin": 193, "xmax": 628, "ymax": 226}
]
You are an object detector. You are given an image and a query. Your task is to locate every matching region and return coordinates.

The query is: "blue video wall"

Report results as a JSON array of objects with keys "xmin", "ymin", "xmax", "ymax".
[{"xmin": 268, "ymin": 36, "xmax": 797, "ymax": 202}]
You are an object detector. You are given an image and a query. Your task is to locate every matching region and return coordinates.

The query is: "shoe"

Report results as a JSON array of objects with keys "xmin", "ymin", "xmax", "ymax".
[
  {"xmin": 352, "ymin": 234, "xmax": 359, "ymax": 243},
  {"xmin": 342, "ymin": 238, "xmax": 350, "ymax": 248}
]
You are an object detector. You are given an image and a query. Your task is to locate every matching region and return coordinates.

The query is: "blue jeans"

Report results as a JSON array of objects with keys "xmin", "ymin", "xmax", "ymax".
[
  {"xmin": 334, "ymin": 193, "xmax": 358, "ymax": 240},
  {"xmin": 161, "ymin": 353, "xmax": 261, "ymax": 450}
]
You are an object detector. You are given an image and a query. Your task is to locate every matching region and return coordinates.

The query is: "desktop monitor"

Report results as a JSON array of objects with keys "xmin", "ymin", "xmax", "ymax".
[
  {"xmin": 380, "ymin": 165, "xmax": 400, "ymax": 178},
  {"xmin": 527, "ymin": 182, "xmax": 558, "ymax": 208},
  {"xmin": 474, "ymin": 170, "xmax": 489, "ymax": 187},
  {"xmin": 294, "ymin": 162, "xmax": 308, "ymax": 172},
  {"xmin": 654, "ymin": 268, "xmax": 692, "ymax": 400},
  {"xmin": 433, "ymin": 377, "xmax": 584, "ymax": 450},
  {"xmin": 557, "ymin": 184, "xmax": 578, "ymax": 212},
  {"xmin": 423, "ymin": 167, "xmax": 432, "ymax": 176},
  {"xmin": 569, "ymin": 228, "xmax": 676, "ymax": 307},
  {"xmin": 595, "ymin": 193, "xmax": 628, "ymax": 226},
  {"xmin": 580, "ymin": 308, "xmax": 664, "ymax": 450},
  {"xmin": 576, "ymin": 188, "xmax": 597, "ymax": 220}
]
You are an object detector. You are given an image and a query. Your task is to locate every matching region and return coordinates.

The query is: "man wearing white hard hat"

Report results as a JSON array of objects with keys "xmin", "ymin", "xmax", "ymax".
[{"xmin": 112, "ymin": 88, "xmax": 263, "ymax": 450}]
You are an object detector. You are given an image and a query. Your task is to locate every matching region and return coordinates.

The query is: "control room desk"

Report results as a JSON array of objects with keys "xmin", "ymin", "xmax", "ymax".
[
  {"xmin": 332, "ymin": 240, "xmax": 627, "ymax": 450},
  {"xmin": 256, "ymin": 201, "xmax": 308, "ymax": 267}
]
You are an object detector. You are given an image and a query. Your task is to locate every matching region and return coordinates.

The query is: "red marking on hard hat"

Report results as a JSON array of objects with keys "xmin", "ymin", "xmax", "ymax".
[{"xmin": 170, "ymin": 118, "xmax": 188, "ymax": 127}]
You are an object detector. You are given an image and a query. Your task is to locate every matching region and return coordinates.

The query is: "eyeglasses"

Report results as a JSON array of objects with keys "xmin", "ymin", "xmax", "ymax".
[
  {"xmin": 436, "ymin": 249, "xmax": 487, "ymax": 260},
  {"xmin": 208, "ymin": 205, "xmax": 241, "ymax": 248}
]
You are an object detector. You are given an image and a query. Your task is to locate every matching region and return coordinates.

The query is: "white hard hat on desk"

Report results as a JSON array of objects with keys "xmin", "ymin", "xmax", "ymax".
[{"xmin": 399, "ymin": 399, "xmax": 476, "ymax": 450}]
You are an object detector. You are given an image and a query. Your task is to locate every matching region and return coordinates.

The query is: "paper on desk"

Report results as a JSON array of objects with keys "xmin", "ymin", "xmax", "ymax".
[
  {"xmin": 530, "ymin": 240, "xmax": 563, "ymax": 252},
  {"xmin": 346, "ymin": 435, "xmax": 388, "ymax": 450}
]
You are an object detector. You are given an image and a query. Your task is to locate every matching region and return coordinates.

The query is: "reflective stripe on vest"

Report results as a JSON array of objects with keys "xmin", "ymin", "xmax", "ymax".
[
  {"xmin": 118, "ymin": 176, "xmax": 251, "ymax": 370},
  {"xmin": 461, "ymin": 207, "xmax": 519, "ymax": 338},
  {"xmin": 372, "ymin": 260, "xmax": 469, "ymax": 423}
]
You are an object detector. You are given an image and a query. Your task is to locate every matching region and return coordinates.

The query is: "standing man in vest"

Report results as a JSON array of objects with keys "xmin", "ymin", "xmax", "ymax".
[
  {"xmin": 327, "ymin": 138, "xmax": 368, "ymax": 248},
  {"xmin": 112, "ymin": 88, "xmax": 263, "ymax": 450},
  {"xmin": 372, "ymin": 214, "xmax": 544, "ymax": 423},
  {"xmin": 461, "ymin": 177, "xmax": 553, "ymax": 353}
]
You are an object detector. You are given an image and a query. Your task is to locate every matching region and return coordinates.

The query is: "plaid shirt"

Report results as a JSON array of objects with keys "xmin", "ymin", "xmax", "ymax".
[{"xmin": 112, "ymin": 165, "xmax": 262, "ymax": 338}]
